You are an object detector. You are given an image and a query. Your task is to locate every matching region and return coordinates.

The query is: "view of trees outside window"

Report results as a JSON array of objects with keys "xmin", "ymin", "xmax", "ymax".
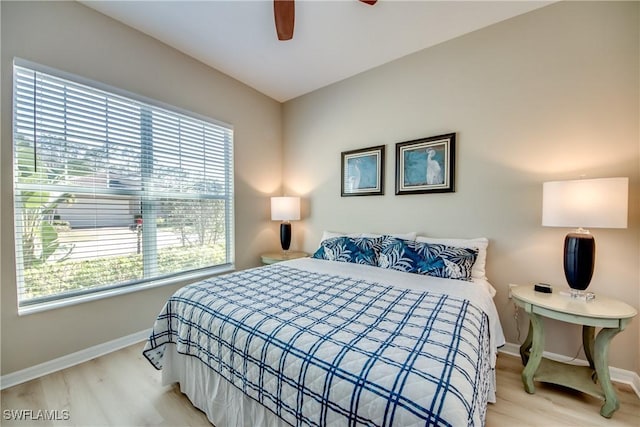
[{"xmin": 13, "ymin": 62, "xmax": 234, "ymax": 306}]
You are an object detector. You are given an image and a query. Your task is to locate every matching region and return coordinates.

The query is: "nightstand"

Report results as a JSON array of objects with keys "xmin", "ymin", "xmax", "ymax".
[
  {"xmin": 511, "ymin": 285, "xmax": 637, "ymax": 418},
  {"xmin": 261, "ymin": 251, "xmax": 308, "ymax": 265}
]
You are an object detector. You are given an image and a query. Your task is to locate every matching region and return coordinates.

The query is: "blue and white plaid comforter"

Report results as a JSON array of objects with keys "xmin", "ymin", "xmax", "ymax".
[{"xmin": 143, "ymin": 263, "xmax": 493, "ymax": 426}]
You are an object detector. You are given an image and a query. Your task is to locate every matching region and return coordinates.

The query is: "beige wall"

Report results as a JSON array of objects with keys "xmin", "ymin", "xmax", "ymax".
[
  {"xmin": 283, "ymin": 1, "xmax": 639, "ymax": 373},
  {"xmin": 2, "ymin": 0, "xmax": 638, "ymax": 379},
  {"xmin": 1, "ymin": 1, "xmax": 282, "ymax": 374}
]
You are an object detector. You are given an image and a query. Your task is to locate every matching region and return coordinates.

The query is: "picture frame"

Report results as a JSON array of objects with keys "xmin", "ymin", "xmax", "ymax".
[
  {"xmin": 341, "ymin": 145, "xmax": 385, "ymax": 197},
  {"xmin": 395, "ymin": 133, "xmax": 455, "ymax": 195}
]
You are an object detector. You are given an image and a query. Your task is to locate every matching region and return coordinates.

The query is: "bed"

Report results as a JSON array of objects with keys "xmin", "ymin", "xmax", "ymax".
[{"xmin": 143, "ymin": 235, "xmax": 505, "ymax": 426}]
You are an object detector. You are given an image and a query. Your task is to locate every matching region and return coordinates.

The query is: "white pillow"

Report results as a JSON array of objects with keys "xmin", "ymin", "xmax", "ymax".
[
  {"xmin": 415, "ymin": 236, "xmax": 488, "ymax": 280},
  {"xmin": 360, "ymin": 232, "xmax": 417, "ymax": 240},
  {"xmin": 319, "ymin": 230, "xmax": 361, "ymax": 244},
  {"xmin": 319, "ymin": 231, "xmax": 417, "ymax": 246}
]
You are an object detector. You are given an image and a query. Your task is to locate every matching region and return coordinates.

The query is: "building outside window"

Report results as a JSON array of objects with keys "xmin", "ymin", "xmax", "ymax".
[{"xmin": 12, "ymin": 59, "xmax": 234, "ymax": 312}]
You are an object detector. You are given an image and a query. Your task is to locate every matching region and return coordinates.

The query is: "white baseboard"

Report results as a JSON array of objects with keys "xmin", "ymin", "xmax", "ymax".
[
  {"xmin": 0, "ymin": 329, "xmax": 150, "ymax": 390},
  {"xmin": 499, "ymin": 342, "xmax": 640, "ymax": 398}
]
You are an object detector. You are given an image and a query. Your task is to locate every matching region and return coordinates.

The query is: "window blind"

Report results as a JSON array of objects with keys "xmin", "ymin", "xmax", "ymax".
[{"xmin": 12, "ymin": 59, "xmax": 234, "ymax": 307}]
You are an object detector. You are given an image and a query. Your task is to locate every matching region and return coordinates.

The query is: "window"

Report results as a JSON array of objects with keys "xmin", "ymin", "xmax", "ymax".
[{"xmin": 12, "ymin": 59, "xmax": 234, "ymax": 311}]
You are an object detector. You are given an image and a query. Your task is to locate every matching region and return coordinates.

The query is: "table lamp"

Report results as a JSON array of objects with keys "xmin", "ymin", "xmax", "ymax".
[
  {"xmin": 271, "ymin": 196, "xmax": 300, "ymax": 252},
  {"xmin": 542, "ymin": 177, "xmax": 628, "ymax": 298}
]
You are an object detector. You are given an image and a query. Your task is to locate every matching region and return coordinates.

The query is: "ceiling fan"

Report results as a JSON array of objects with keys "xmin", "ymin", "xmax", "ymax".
[{"xmin": 274, "ymin": 0, "xmax": 377, "ymax": 41}]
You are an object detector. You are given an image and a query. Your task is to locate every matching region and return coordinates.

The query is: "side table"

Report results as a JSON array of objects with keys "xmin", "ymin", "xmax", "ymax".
[
  {"xmin": 261, "ymin": 251, "xmax": 308, "ymax": 265},
  {"xmin": 511, "ymin": 285, "xmax": 636, "ymax": 418}
]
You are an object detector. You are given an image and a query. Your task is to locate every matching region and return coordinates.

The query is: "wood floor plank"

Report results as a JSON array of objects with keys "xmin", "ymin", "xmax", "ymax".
[
  {"xmin": 488, "ymin": 353, "xmax": 639, "ymax": 427},
  {"xmin": 1, "ymin": 343, "xmax": 638, "ymax": 426}
]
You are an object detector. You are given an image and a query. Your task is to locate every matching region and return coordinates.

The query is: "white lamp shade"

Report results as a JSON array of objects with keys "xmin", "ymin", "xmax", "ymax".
[
  {"xmin": 542, "ymin": 177, "xmax": 628, "ymax": 229},
  {"xmin": 271, "ymin": 196, "xmax": 300, "ymax": 221}
]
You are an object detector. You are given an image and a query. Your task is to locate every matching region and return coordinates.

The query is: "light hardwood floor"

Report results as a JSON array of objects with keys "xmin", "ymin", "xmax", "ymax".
[{"xmin": 1, "ymin": 343, "xmax": 638, "ymax": 426}]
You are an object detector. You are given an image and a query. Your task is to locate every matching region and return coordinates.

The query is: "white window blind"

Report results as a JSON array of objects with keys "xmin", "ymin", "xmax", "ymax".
[{"xmin": 12, "ymin": 59, "xmax": 234, "ymax": 308}]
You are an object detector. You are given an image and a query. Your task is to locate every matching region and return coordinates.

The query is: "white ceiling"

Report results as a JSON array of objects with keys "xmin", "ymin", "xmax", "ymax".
[{"xmin": 81, "ymin": 0, "xmax": 552, "ymax": 102}]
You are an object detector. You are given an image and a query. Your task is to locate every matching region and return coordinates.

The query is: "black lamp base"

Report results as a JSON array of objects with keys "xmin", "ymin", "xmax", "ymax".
[
  {"xmin": 563, "ymin": 232, "xmax": 595, "ymax": 296},
  {"xmin": 280, "ymin": 222, "xmax": 292, "ymax": 251}
]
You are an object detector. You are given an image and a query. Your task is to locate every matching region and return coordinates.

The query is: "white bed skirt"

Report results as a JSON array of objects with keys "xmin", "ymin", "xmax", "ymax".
[{"xmin": 162, "ymin": 343, "xmax": 286, "ymax": 427}]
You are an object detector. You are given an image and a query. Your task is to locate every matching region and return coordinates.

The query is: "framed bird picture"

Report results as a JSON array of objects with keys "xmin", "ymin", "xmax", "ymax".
[
  {"xmin": 395, "ymin": 133, "xmax": 456, "ymax": 195},
  {"xmin": 341, "ymin": 145, "xmax": 385, "ymax": 197}
]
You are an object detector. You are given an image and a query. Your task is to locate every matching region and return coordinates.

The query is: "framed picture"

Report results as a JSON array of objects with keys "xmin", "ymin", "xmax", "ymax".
[
  {"xmin": 341, "ymin": 145, "xmax": 385, "ymax": 196},
  {"xmin": 395, "ymin": 133, "xmax": 455, "ymax": 195}
]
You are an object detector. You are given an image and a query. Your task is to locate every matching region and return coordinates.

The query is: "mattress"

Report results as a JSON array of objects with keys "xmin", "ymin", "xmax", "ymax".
[{"xmin": 143, "ymin": 258, "xmax": 505, "ymax": 426}]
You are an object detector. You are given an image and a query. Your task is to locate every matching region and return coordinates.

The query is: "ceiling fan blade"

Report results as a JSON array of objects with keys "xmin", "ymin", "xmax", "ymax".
[
  {"xmin": 359, "ymin": 0, "xmax": 377, "ymax": 5},
  {"xmin": 274, "ymin": 0, "xmax": 295, "ymax": 41}
]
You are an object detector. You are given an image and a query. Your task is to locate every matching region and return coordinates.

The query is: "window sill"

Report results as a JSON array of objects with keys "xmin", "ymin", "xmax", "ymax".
[{"xmin": 17, "ymin": 264, "xmax": 235, "ymax": 316}]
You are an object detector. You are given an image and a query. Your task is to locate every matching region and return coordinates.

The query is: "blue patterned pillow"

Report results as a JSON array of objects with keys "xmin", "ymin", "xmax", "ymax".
[
  {"xmin": 312, "ymin": 236, "xmax": 383, "ymax": 266},
  {"xmin": 377, "ymin": 237, "xmax": 478, "ymax": 281}
]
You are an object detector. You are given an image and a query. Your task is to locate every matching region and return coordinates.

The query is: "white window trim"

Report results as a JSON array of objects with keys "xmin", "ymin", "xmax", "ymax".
[{"xmin": 12, "ymin": 57, "xmax": 236, "ymax": 312}]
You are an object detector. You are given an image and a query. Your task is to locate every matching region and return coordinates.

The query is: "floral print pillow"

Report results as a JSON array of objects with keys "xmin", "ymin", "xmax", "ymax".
[
  {"xmin": 312, "ymin": 236, "xmax": 383, "ymax": 266},
  {"xmin": 377, "ymin": 237, "xmax": 478, "ymax": 281}
]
